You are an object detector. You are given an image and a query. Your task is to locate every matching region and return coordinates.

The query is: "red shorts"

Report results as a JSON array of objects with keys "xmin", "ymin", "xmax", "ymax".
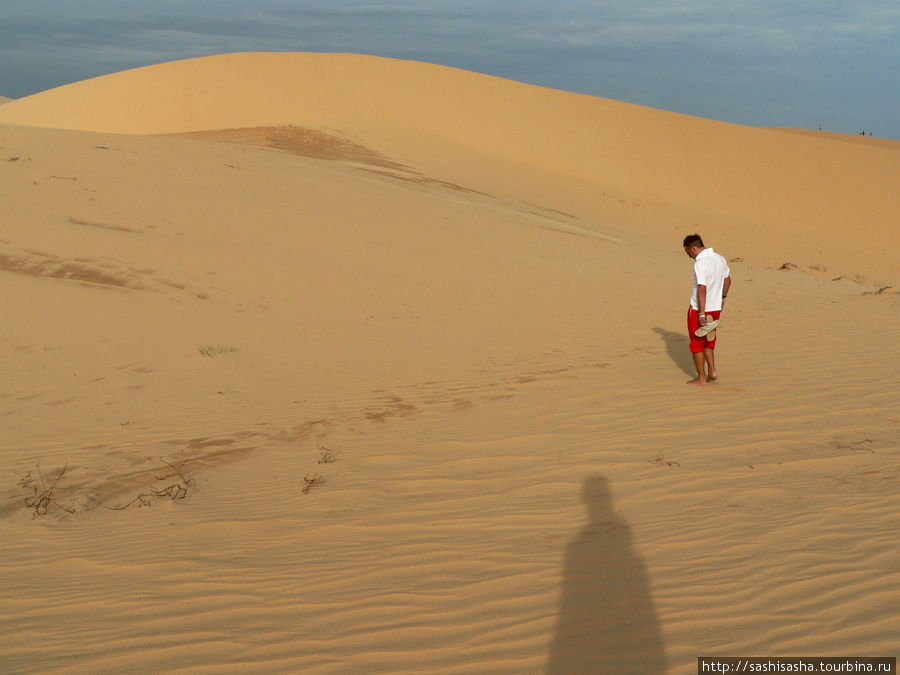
[{"xmin": 688, "ymin": 308, "xmax": 721, "ymax": 353}]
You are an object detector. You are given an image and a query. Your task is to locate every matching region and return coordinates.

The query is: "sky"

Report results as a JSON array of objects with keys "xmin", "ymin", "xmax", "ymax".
[{"xmin": 1, "ymin": 0, "xmax": 898, "ymax": 139}]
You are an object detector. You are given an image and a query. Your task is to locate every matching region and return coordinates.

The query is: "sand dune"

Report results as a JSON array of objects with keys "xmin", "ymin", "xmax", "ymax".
[
  {"xmin": 1, "ymin": 52, "xmax": 897, "ymax": 282},
  {"xmin": 1, "ymin": 53, "xmax": 898, "ymax": 673}
]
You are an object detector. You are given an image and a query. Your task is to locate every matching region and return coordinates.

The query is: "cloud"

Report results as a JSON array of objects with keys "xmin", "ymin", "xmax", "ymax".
[{"xmin": 0, "ymin": 0, "xmax": 897, "ymax": 136}]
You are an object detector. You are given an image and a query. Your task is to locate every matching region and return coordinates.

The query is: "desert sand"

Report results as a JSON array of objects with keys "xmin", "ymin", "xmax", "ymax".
[{"xmin": 0, "ymin": 53, "xmax": 897, "ymax": 673}]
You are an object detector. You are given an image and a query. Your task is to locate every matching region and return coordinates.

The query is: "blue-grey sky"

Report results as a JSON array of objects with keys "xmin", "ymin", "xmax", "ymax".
[{"xmin": 1, "ymin": 1, "xmax": 898, "ymax": 139}]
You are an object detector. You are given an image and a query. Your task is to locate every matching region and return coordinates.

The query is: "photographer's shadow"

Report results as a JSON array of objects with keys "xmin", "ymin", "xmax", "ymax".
[{"xmin": 547, "ymin": 475, "xmax": 666, "ymax": 674}]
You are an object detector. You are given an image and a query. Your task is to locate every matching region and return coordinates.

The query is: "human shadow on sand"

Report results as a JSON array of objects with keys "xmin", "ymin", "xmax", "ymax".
[
  {"xmin": 547, "ymin": 475, "xmax": 666, "ymax": 674},
  {"xmin": 653, "ymin": 326, "xmax": 695, "ymax": 377}
]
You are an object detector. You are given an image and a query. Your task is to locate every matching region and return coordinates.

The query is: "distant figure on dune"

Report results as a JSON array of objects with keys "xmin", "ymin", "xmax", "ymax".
[{"xmin": 683, "ymin": 234, "xmax": 732, "ymax": 386}]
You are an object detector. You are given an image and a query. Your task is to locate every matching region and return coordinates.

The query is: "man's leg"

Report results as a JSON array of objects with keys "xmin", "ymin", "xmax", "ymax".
[
  {"xmin": 690, "ymin": 351, "xmax": 707, "ymax": 386},
  {"xmin": 704, "ymin": 347, "xmax": 717, "ymax": 380},
  {"xmin": 687, "ymin": 307, "xmax": 709, "ymax": 385}
]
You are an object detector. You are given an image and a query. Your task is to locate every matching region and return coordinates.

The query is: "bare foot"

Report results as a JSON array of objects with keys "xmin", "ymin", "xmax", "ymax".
[
  {"xmin": 708, "ymin": 372, "xmax": 718, "ymax": 381},
  {"xmin": 687, "ymin": 378, "xmax": 707, "ymax": 386}
]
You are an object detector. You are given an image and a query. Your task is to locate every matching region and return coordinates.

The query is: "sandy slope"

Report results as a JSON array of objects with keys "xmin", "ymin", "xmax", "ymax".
[
  {"xmin": 0, "ymin": 54, "xmax": 898, "ymax": 673},
  {"xmin": 1, "ymin": 52, "xmax": 897, "ymax": 283}
]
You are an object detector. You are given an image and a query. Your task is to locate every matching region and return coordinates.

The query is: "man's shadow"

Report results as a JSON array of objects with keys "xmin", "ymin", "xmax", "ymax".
[
  {"xmin": 547, "ymin": 476, "xmax": 667, "ymax": 674},
  {"xmin": 653, "ymin": 326, "xmax": 695, "ymax": 377}
]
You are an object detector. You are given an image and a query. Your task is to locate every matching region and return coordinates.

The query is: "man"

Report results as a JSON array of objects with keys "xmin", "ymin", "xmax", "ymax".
[{"xmin": 683, "ymin": 234, "xmax": 731, "ymax": 386}]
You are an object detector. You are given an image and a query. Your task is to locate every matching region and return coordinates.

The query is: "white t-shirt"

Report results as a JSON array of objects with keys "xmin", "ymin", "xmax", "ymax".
[{"xmin": 690, "ymin": 247, "xmax": 730, "ymax": 311}]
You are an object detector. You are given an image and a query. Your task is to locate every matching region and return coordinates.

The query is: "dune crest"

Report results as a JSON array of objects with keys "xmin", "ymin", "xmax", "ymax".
[{"xmin": 771, "ymin": 127, "xmax": 900, "ymax": 150}]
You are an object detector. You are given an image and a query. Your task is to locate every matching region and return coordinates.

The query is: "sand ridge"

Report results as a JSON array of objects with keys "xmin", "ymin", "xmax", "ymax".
[
  {"xmin": 0, "ymin": 54, "xmax": 898, "ymax": 673},
  {"xmin": 770, "ymin": 127, "xmax": 900, "ymax": 150}
]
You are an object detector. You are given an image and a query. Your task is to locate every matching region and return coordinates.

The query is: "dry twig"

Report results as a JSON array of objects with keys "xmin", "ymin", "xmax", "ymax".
[
  {"xmin": 649, "ymin": 454, "xmax": 680, "ymax": 468},
  {"xmin": 20, "ymin": 461, "xmax": 75, "ymax": 518},
  {"xmin": 107, "ymin": 459, "xmax": 193, "ymax": 510},
  {"xmin": 830, "ymin": 438, "xmax": 876, "ymax": 453},
  {"xmin": 317, "ymin": 441, "xmax": 336, "ymax": 464},
  {"xmin": 302, "ymin": 472, "xmax": 324, "ymax": 494}
]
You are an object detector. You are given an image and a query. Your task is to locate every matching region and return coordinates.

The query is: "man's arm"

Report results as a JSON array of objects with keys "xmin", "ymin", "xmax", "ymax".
[
  {"xmin": 723, "ymin": 276, "xmax": 732, "ymax": 301},
  {"xmin": 697, "ymin": 284, "xmax": 708, "ymax": 323}
]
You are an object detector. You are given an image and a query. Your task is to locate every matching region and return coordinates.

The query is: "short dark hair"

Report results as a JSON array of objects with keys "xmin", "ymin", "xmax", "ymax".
[{"xmin": 683, "ymin": 234, "xmax": 704, "ymax": 248}]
